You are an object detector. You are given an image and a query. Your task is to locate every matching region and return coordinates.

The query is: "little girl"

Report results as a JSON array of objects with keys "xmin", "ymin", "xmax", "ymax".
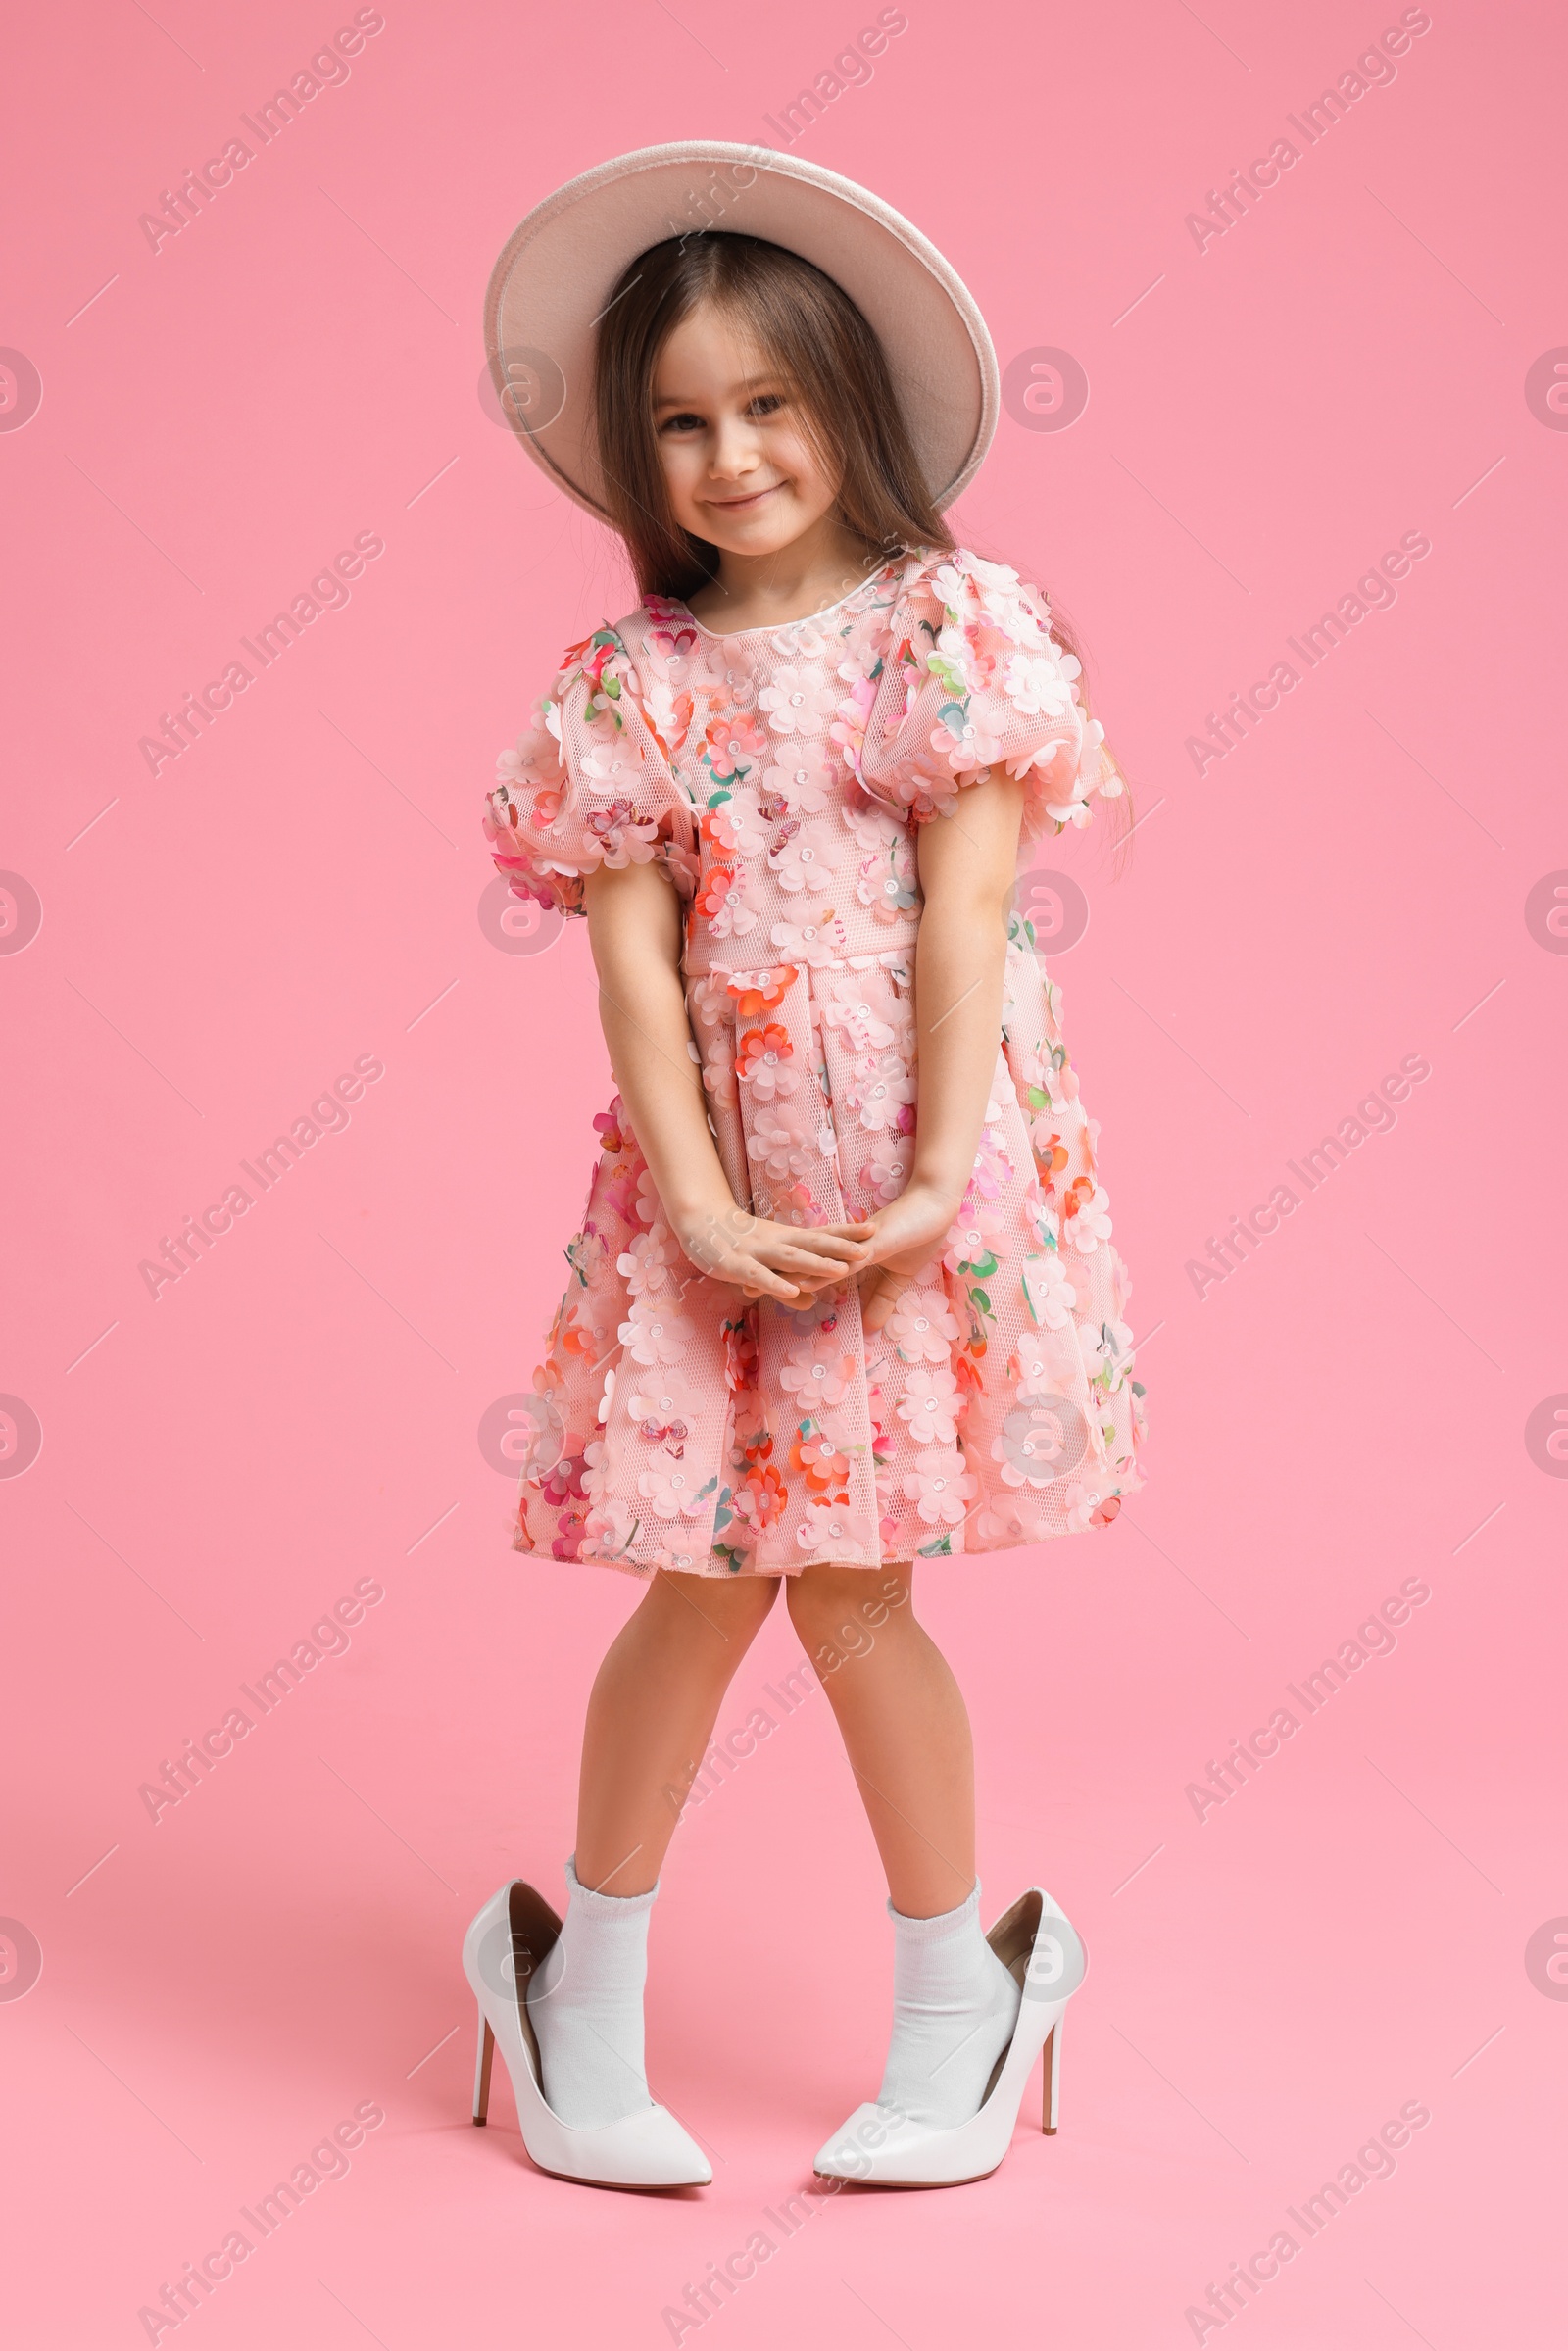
[{"xmin": 468, "ymin": 149, "xmax": 1145, "ymax": 2191}]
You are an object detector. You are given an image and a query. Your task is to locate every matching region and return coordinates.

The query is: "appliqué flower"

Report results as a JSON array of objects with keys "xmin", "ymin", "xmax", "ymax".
[
  {"xmin": 1022, "ymin": 1251, "xmax": 1077, "ymax": 1329},
  {"xmin": 495, "ymin": 724, "xmax": 560, "ymax": 796},
  {"xmin": 726, "ymin": 963, "xmax": 798, "ymax": 1017},
  {"xmin": 750, "ymin": 1105, "xmax": 814, "ymax": 1184},
  {"xmin": 846, "ymin": 1049, "xmax": 915, "ymax": 1133},
  {"xmin": 641, "ymin": 678, "xmax": 695, "ymax": 759},
  {"xmin": 1081, "ymin": 1317, "xmax": 1136, "ymax": 1382},
  {"xmin": 829, "ymin": 675, "xmax": 877, "ymax": 774},
  {"xmin": 864, "ymin": 1148, "xmax": 910, "ymax": 1205},
  {"xmin": 778, "ymin": 1333, "xmax": 855, "ymax": 1408},
  {"xmin": 896, "ymin": 1366, "xmax": 962, "ymax": 1444},
  {"xmin": 794, "ymin": 1502, "xmax": 874, "ymax": 1554},
  {"xmin": 652, "ymin": 1542, "xmax": 705, "ymax": 1572},
  {"xmin": 886, "ymin": 1287, "xmax": 960, "ymax": 1363},
  {"xmin": 732, "ymin": 1462, "xmax": 787, "ymax": 1530},
  {"xmin": 762, "ymin": 745, "xmax": 835, "ymax": 812},
  {"xmin": 584, "ymin": 796, "xmax": 661, "ymax": 871},
  {"xmin": 735, "ymin": 1023, "xmax": 797, "ymax": 1102},
  {"xmin": 791, "ymin": 1427, "xmax": 851, "ymax": 1496},
  {"xmin": 638, "ymin": 1460, "xmax": 709, "ymax": 1520},
  {"xmin": 902, "ymin": 1445, "xmax": 977, "ymax": 1527},
  {"xmin": 820, "ymin": 973, "xmax": 901, "ymax": 1053},
  {"xmin": 579, "ymin": 1497, "xmax": 637, "ymax": 1559},
  {"xmin": 856, "ymin": 857, "xmax": 920, "ymax": 923},
  {"xmin": 770, "ymin": 912, "xmax": 847, "ymax": 967},
  {"xmin": 931, "ymin": 709, "xmax": 1004, "ymax": 774},
  {"xmin": 704, "ymin": 710, "xmax": 768, "ymax": 776},
  {"xmin": 616, "ymin": 1225, "xmax": 682, "ymax": 1298},
  {"xmin": 702, "ymin": 794, "xmax": 766, "ymax": 861},
  {"xmin": 695, "ymin": 644, "xmax": 759, "ymax": 707},
  {"xmin": 1061, "ymin": 1481, "xmax": 1102, "ymax": 1534},
  {"xmin": 1003, "ymin": 650, "xmax": 1075, "ymax": 720},
  {"xmin": 943, "ymin": 1202, "xmax": 1004, "ymax": 1277},
  {"xmin": 705, "ymin": 871, "xmax": 760, "ymax": 939},
  {"xmin": 1009, "ymin": 1333, "xmax": 1060, "ymax": 1399},
  {"xmin": 579, "ymin": 739, "xmax": 643, "ymax": 795},
  {"xmin": 1062, "ymin": 1182, "xmax": 1112, "ymax": 1251},
  {"xmin": 643, "ymin": 602, "xmax": 699, "ymax": 663},
  {"xmin": 992, "ymin": 1398, "xmax": 1088, "ymax": 1489},
  {"xmin": 768, "ymin": 818, "xmax": 847, "ymax": 894},
  {"xmin": 616, "ymin": 1300, "xmax": 695, "ymax": 1366},
  {"xmin": 758, "ymin": 663, "xmax": 837, "ymax": 736},
  {"xmin": 625, "ymin": 1369, "xmax": 697, "ymax": 1433}
]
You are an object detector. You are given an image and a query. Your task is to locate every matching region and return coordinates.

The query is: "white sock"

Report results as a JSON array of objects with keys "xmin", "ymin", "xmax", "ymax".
[
  {"xmin": 524, "ymin": 1856, "xmax": 657, "ymax": 2128},
  {"xmin": 876, "ymin": 1884, "xmax": 1021, "ymax": 2129}
]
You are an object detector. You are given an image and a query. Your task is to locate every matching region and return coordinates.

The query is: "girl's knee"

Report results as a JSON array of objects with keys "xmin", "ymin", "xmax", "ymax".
[
  {"xmin": 785, "ymin": 1566, "xmax": 839, "ymax": 1632},
  {"xmin": 657, "ymin": 1567, "xmax": 780, "ymax": 1641},
  {"xmin": 786, "ymin": 1563, "xmax": 913, "ymax": 1663}
]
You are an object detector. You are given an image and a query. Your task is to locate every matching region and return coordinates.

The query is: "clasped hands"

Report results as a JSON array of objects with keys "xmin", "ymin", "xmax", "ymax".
[{"xmin": 673, "ymin": 1178, "xmax": 958, "ymax": 1336}]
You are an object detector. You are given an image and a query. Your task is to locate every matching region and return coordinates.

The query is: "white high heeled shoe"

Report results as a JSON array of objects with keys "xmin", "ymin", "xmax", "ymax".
[
  {"xmin": 462, "ymin": 1880, "xmax": 711, "ymax": 2189},
  {"xmin": 812, "ymin": 1887, "xmax": 1087, "ymax": 2187}
]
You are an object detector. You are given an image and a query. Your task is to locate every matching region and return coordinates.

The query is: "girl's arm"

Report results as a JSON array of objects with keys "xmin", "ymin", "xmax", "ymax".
[
  {"xmin": 858, "ymin": 770, "xmax": 1027, "ymax": 1331},
  {"xmin": 582, "ymin": 860, "xmax": 873, "ymax": 1303}
]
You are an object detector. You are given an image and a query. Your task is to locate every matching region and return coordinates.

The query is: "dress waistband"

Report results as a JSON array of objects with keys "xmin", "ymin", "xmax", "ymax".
[{"xmin": 683, "ymin": 937, "xmax": 918, "ymax": 981}]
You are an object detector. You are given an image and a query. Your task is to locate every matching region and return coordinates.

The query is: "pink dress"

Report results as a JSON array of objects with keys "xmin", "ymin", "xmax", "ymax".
[{"xmin": 483, "ymin": 544, "xmax": 1147, "ymax": 1577}]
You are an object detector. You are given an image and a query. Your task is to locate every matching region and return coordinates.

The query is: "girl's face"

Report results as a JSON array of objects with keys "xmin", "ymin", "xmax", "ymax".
[{"xmin": 652, "ymin": 301, "xmax": 841, "ymax": 559}]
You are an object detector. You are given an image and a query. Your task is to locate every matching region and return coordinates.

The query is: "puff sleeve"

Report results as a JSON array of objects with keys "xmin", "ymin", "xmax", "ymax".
[
  {"xmin": 855, "ymin": 549, "xmax": 1119, "ymax": 839},
  {"xmin": 482, "ymin": 623, "xmax": 691, "ymax": 916}
]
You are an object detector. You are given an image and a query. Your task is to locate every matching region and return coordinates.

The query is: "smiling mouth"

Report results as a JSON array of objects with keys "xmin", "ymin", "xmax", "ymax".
[{"xmin": 705, "ymin": 483, "xmax": 784, "ymax": 511}]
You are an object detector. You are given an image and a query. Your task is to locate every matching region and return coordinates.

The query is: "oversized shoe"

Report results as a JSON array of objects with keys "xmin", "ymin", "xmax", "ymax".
[
  {"xmin": 463, "ymin": 1880, "xmax": 711, "ymax": 2189},
  {"xmin": 812, "ymin": 1887, "xmax": 1086, "ymax": 2187}
]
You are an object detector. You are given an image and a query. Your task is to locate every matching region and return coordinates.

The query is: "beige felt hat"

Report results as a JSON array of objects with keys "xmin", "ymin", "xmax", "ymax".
[{"xmin": 483, "ymin": 140, "xmax": 999, "ymax": 520}]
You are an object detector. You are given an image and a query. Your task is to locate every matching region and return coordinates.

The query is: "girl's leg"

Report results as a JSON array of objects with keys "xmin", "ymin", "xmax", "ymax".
[
  {"xmin": 785, "ymin": 1563, "xmax": 973, "ymax": 1915},
  {"xmin": 529, "ymin": 1567, "xmax": 781, "ymax": 2129},
  {"xmin": 575, "ymin": 1566, "xmax": 782, "ymax": 1894},
  {"xmin": 785, "ymin": 1563, "xmax": 1019, "ymax": 2128}
]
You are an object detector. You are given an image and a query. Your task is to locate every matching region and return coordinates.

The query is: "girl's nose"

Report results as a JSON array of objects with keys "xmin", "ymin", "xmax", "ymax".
[{"xmin": 708, "ymin": 417, "xmax": 763, "ymax": 480}]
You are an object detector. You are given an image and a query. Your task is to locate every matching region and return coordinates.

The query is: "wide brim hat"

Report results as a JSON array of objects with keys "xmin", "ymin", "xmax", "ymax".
[{"xmin": 484, "ymin": 139, "xmax": 999, "ymax": 521}]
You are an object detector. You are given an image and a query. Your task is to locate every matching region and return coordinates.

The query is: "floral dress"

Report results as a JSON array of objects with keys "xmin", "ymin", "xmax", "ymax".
[{"xmin": 483, "ymin": 544, "xmax": 1147, "ymax": 1577}]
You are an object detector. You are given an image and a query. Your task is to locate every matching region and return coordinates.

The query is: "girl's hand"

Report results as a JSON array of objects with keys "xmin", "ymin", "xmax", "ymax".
[
  {"xmin": 675, "ymin": 1201, "xmax": 877, "ymax": 1303},
  {"xmin": 854, "ymin": 1180, "xmax": 962, "ymax": 1333}
]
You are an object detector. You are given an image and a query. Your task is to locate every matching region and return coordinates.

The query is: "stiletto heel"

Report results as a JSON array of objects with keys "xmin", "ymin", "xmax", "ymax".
[
  {"xmin": 813, "ymin": 1887, "xmax": 1086, "ymax": 2187},
  {"xmin": 472, "ymin": 2007, "xmax": 495, "ymax": 2126},
  {"xmin": 462, "ymin": 1880, "xmax": 711, "ymax": 2188},
  {"xmin": 1041, "ymin": 2012, "xmax": 1061, "ymax": 2134}
]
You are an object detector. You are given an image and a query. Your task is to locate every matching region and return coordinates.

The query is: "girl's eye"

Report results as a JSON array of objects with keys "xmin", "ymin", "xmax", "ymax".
[
  {"xmin": 750, "ymin": 393, "xmax": 784, "ymax": 416},
  {"xmin": 660, "ymin": 411, "xmax": 707, "ymax": 435}
]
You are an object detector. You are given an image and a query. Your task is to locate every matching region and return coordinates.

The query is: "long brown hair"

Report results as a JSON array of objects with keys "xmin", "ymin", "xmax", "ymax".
[{"xmin": 589, "ymin": 231, "xmax": 1129, "ymax": 849}]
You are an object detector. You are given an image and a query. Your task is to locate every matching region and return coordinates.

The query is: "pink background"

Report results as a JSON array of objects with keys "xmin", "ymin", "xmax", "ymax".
[{"xmin": 3, "ymin": 1, "xmax": 1564, "ymax": 2343}]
